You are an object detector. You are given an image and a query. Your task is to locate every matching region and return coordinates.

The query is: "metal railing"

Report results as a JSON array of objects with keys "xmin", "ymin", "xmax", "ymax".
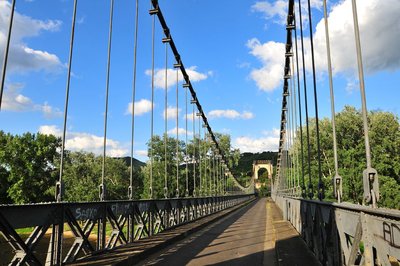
[
  {"xmin": 0, "ymin": 194, "xmax": 254, "ymax": 265},
  {"xmin": 274, "ymin": 195, "xmax": 400, "ymax": 265}
]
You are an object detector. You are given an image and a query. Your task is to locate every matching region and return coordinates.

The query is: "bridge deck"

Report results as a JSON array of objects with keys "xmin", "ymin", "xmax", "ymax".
[{"xmin": 69, "ymin": 198, "xmax": 320, "ymax": 266}]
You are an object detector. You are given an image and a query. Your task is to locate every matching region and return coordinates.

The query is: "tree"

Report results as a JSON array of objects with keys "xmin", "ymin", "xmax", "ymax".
[
  {"xmin": 141, "ymin": 135, "xmax": 185, "ymax": 199},
  {"xmin": 291, "ymin": 106, "xmax": 400, "ymax": 207},
  {"xmin": 141, "ymin": 132, "xmax": 239, "ymax": 198},
  {"xmin": 0, "ymin": 131, "xmax": 60, "ymax": 204},
  {"xmin": 61, "ymin": 151, "xmax": 142, "ymax": 202}
]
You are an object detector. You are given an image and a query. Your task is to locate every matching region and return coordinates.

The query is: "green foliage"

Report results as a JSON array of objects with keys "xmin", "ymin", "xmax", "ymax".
[
  {"xmin": 0, "ymin": 131, "xmax": 144, "ymax": 204},
  {"xmin": 291, "ymin": 106, "xmax": 400, "ymax": 207},
  {"xmin": 231, "ymin": 151, "xmax": 277, "ymax": 187},
  {"xmin": 141, "ymin": 134, "xmax": 185, "ymax": 199},
  {"xmin": 141, "ymin": 133, "xmax": 238, "ymax": 198},
  {"xmin": 0, "ymin": 131, "xmax": 60, "ymax": 204},
  {"xmin": 61, "ymin": 152, "xmax": 143, "ymax": 202}
]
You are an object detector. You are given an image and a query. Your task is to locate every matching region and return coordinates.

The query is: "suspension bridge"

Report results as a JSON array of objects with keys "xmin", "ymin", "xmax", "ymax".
[{"xmin": 0, "ymin": 0, "xmax": 399, "ymax": 265}]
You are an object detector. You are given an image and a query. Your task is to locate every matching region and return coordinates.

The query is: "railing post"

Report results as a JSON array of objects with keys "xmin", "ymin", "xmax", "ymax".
[{"xmin": 46, "ymin": 204, "xmax": 64, "ymax": 265}]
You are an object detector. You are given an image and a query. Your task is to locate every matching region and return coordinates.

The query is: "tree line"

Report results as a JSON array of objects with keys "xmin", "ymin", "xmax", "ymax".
[
  {"xmin": 289, "ymin": 106, "xmax": 400, "ymax": 209},
  {"xmin": 0, "ymin": 131, "xmax": 240, "ymax": 204}
]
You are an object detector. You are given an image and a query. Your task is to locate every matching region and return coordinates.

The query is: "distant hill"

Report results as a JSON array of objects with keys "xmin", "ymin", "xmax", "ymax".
[
  {"xmin": 117, "ymin": 156, "xmax": 146, "ymax": 170},
  {"xmin": 231, "ymin": 151, "xmax": 278, "ymax": 177}
]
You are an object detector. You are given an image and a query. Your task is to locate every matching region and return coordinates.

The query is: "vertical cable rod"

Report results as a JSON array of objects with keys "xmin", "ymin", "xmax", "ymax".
[
  {"xmin": 149, "ymin": 13, "xmax": 155, "ymax": 199},
  {"xmin": 100, "ymin": 0, "xmax": 115, "ymax": 201},
  {"xmin": 129, "ymin": 0, "xmax": 139, "ymax": 200},
  {"xmin": 198, "ymin": 114, "xmax": 202, "ymax": 195},
  {"xmin": 0, "ymin": 0, "xmax": 16, "ymax": 110},
  {"xmin": 192, "ymin": 104, "xmax": 196, "ymax": 196},
  {"xmin": 297, "ymin": 0, "xmax": 313, "ymax": 199},
  {"xmin": 290, "ymin": 65, "xmax": 296, "ymax": 194},
  {"xmin": 351, "ymin": 0, "xmax": 379, "ymax": 206},
  {"xmin": 323, "ymin": 0, "xmax": 342, "ymax": 202},
  {"xmin": 175, "ymin": 68, "xmax": 179, "ymax": 198},
  {"xmin": 185, "ymin": 86, "xmax": 189, "ymax": 197},
  {"xmin": 164, "ymin": 43, "xmax": 168, "ymax": 199},
  {"xmin": 306, "ymin": 0, "xmax": 324, "ymax": 200},
  {"xmin": 293, "ymin": 10, "xmax": 306, "ymax": 198},
  {"xmin": 291, "ymin": 57, "xmax": 300, "ymax": 192},
  {"xmin": 57, "ymin": 0, "xmax": 78, "ymax": 202}
]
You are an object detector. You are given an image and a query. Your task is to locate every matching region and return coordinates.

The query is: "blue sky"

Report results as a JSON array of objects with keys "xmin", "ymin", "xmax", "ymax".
[{"xmin": 0, "ymin": 0, "xmax": 399, "ymax": 161}]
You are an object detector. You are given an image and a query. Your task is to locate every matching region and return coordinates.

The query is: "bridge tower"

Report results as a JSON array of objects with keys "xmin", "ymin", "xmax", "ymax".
[{"xmin": 252, "ymin": 160, "xmax": 273, "ymax": 189}]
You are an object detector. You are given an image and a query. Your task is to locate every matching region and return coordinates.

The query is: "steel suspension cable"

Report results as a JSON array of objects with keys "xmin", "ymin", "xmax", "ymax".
[
  {"xmin": 192, "ymin": 103, "xmax": 196, "ymax": 197},
  {"xmin": 297, "ymin": 0, "xmax": 313, "ymax": 199},
  {"xmin": 175, "ymin": 68, "xmax": 179, "ymax": 198},
  {"xmin": 213, "ymin": 152, "xmax": 216, "ymax": 195},
  {"xmin": 100, "ymin": 0, "xmax": 114, "ymax": 201},
  {"xmin": 290, "ymin": 65, "xmax": 296, "ymax": 194},
  {"xmin": 293, "ymin": 11, "xmax": 306, "ymax": 198},
  {"xmin": 322, "ymin": 0, "xmax": 342, "ymax": 202},
  {"xmin": 198, "ymin": 113, "xmax": 202, "ymax": 195},
  {"xmin": 57, "ymin": 0, "xmax": 78, "ymax": 202},
  {"xmin": 216, "ymin": 156, "xmax": 220, "ymax": 195},
  {"xmin": 0, "ymin": 0, "xmax": 16, "ymax": 111},
  {"xmin": 351, "ymin": 0, "xmax": 379, "ymax": 206},
  {"xmin": 129, "ymin": 0, "xmax": 139, "ymax": 200},
  {"xmin": 208, "ymin": 144, "xmax": 213, "ymax": 196},
  {"xmin": 164, "ymin": 43, "xmax": 168, "ymax": 199},
  {"xmin": 290, "ymin": 79, "xmax": 296, "ymax": 194},
  {"xmin": 149, "ymin": 12, "xmax": 155, "ymax": 199},
  {"xmin": 291, "ymin": 56, "xmax": 300, "ymax": 192},
  {"xmin": 306, "ymin": 0, "xmax": 324, "ymax": 201},
  {"xmin": 185, "ymin": 85, "xmax": 189, "ymax": 197},
  {"xmin": 286, "ymin": 97, "xmax": 291, "ymax": 194}
]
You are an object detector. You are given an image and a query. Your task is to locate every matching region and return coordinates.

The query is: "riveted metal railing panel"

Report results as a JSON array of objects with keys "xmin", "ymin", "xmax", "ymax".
[
  {"xmin": 275, "ymin": 195, "xmax": 400, "ymax": 266},
  {"xmin": 0, "ymin": 194, "xmax": 254, "ymax": 265}
]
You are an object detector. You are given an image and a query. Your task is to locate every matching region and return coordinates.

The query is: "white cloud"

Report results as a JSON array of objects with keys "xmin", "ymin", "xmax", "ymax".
[
  {"xmin": 184, "ymin": 112, "xmax": 195, "ymax": 121},
  {"xmin": 208, "ymin": 109, "xmax": 255, "ymax": 120},
  {"xmin": 311, "ymin": 0, "xmax": 400, "ymax": 75},
  {"xmin": 126, "ymin": 99, "xmax": 153, "ymax": 116},
  {"xmin": 0, "ymin": 1, "xmax": 62, "ymax": 73},
  {"xmin": 247, "ymin": 38, "xmax": 285, "ymax": 92},
  {"xmin": 39, "ymin": 125, "xmax": 129, "ymax": 157},
  {"xmin": 251, "ymin": 0, "xmax": 322, "ymax": 25},
  {"xmin": 2, "ymin": 83, "xmax": 62, "ymax": 117},
  {"xmin": 167, "ymin": 127, "xmax": 193, "ymax": 136},
  {"xmin": 38, "ymin": 102, "xmax": 62, "ymax": 118},
  {"xmin": 241, "ymin": 111, "xmax": 255, "ymax": 119},
  {"xmin": 135, "ymin": 150, "xmax": 148, "ymax": 157},
  {"xmin": 163, "ymin": 106, "xmax": 181, "ymax": 120},
  {"xmin": 251, "ymin": 0, "xmax": 288, "ymax": 24},
  {"xmin": 249, "ymin": 0, "xmax": 400, "ymax": 92},
  {"xmin": 145, "ymin": 66, "xmax": 209, "ymax": 89},
  {"xmin": 233, "ymin": 129, "xmax": 280, "ymax": 152}
]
